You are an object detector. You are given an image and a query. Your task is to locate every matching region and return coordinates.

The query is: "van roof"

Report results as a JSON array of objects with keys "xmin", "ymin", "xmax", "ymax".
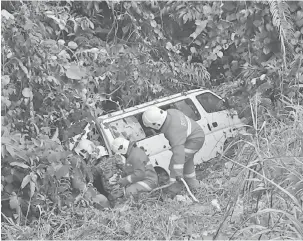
[{"xmin": 97, "ymin": 88, "xmax": 209, "ymax": 123}]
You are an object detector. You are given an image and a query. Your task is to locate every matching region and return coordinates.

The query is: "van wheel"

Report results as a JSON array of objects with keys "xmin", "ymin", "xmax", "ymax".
[{"xmin": 154, "ymin": 167, "xmax": 169, "ymax": 186}]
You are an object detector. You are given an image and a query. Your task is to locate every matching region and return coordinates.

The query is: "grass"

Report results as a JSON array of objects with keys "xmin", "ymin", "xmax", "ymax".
[{"xmin": 1, "ymin": 95, "xmax": 302, "ymax": 240}]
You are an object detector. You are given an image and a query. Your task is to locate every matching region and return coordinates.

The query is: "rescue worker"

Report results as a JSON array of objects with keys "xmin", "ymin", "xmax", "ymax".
[
  {"xmin": 111, "ymin": 137, "xmax": 158, "ymax": 197},
  {"xmin": 142, "ymin": 106, "xmax": 205, "ymax": 194}
]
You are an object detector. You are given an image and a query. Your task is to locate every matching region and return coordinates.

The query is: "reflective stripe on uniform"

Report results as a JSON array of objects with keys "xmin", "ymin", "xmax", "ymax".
[
  {"xmin": 184, "ymin": 148, "xmax": 197, "ymax": 154},
  {"xmin": 169, "ymin": 177, "xmax": 176, "ymax": 182},
  {"xmin": 184, "ymin": 115, "xmax": 192, "ymax": 137},
  {"xmin": 184, "ymin": 172, "xmax": 196, "ymax": 178},
  {"xmin": 173, "ymin": 164, "xmax": 184, "ymax": 169},
  {"xmin": 126, "ymin": 175, "xmax": 132, "ymax": 183},
  {"xmin": 137, "ymin": 181, "xmax": 152, "ymax": 191}
]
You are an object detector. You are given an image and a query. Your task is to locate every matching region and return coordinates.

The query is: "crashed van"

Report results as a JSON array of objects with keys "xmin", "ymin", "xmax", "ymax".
[{"xmin": 73, "ymin": 88, "xmax": 246, "ymax": 177}]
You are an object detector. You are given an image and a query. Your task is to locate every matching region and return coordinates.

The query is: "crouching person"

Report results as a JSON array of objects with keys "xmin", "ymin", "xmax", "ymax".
[
  {"xmin": 142, "ymin": 106, "xmax": 205, "ymax": 195},
  {"xmin": 111, "ymin": 137, "xmax": 158, "ymax": 198}
]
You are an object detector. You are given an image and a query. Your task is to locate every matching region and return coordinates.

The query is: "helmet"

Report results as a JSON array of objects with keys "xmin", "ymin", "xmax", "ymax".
[
  {"xmin": 74, "ymin": 139, "xmax": 95, "ymax": 159},
  {"xmin": 111, "ymin": 137, "xmax": 130, "ymax": 155},
  {"xmin": 142, "ymin": 106, "xmax": 167, "ymax": 130},
  {"xmin": 74, "ymin": 139, "xmax": 109, "ymax": 159}
]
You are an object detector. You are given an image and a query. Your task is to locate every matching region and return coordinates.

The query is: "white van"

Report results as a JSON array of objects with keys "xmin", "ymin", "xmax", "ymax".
[{"xmin": 75, "ymin": 88, "xmax": 245, "ymax": 176}]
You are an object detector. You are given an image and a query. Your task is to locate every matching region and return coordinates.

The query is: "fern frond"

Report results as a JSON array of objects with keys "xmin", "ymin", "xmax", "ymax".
[{"xmin": 268, "ymin": 0, "xmax": 295, "ymax": 66}]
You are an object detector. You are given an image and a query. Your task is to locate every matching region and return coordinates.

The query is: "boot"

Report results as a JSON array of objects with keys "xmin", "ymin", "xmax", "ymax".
[
  {"xmin": 164, "ymin": 182, "xmax": 183, "ymax": 198},
  {"xmin": 184, "ymin": 178, "xmax": 202, "ymax": 190}
]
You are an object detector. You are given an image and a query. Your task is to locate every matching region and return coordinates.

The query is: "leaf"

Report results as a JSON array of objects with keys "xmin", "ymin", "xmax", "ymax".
[
  {"xmin": 51, "ymin": 127, "xmax": 60, "ymax": 142},
  {"xmin": 55, "ymin": 165, "xmax": 70, "ymax": 179},
  {"xmin": 58, "ymin": 39, "xmax": 65, "ymax": 46},
  {"xmin": 217, "ymin": 51, "xmax": 223, "ymax": 58},
  {"xmin": 21, "ymin": 174, "xmax": 31, "ymax": 189},
  {"xmin": 18, "ymin": 61, "xmax": 29, "ymax": 78},
  {"xmin": 2, "ymin": 75, "xmax": 10, "ymax": 86},
  {"xmin": 123, "ymin": 221, "xmax": 132, "ymax": 234},
  {"xmin": 10, "ymin": 162, "xmax": 29, "ymax": 169},
  {"xmin": 9, "ymin": 194, "xmax": 20, "ymax": 210},
  {"xmin": 1, "ymin": 9, "xmax": 14, "ymax": 20},
  {"xmin": 24, "ymin": 19, "xmax": 34, "ymax": 31},
  {"xmin": 190, "ymin": 20, "xmax": 208, "ymax": 39},
  {"xmin": 30, "ymin": 181, "xmax": 36, "ymax": 198},
  {"xmin": 122, "ymin": 25, "xmax": 130, "ymax": 34},
  {"xmin": 65, "ymin": 64, "xmax": 86, "ymax": 80},
  {"xmin": 47, "ymin": 76, "xmax": 60, "ymax": 85},
  {"xmin": 150, "ymin": 20, "xmax": 157, "ymax": 28},
  {"xmin": 190, "ymin": 47, "xmax": 197, "ymax": 54},
  {"xmin": 92, "ymin": 194, "xmax": 110, "ymax": 208},
  {"xmin": 68, "ymin": 41, "xmax": 78, "ymax": 49},
  {"xmin": 22, "ymin": 88, "xmax": 33, "ymax": 98}
]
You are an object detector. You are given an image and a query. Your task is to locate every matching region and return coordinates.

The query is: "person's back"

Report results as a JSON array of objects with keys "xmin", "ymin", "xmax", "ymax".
[
  {"xmin": 161, "ymin": 109, "xmax": 205, "ymax": 144},
  {"xmin": 142, "ymin": 106, "xmax": 205, "ymax": 195}
]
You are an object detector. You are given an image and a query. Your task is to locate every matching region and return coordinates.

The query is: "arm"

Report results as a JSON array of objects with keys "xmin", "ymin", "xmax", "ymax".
[{"xmin": 118, "ymin": 150, "xmax": 146, "ymax": 186}]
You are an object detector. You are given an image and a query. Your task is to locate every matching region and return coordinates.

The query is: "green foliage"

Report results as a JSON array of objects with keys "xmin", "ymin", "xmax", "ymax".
[{"xmin": 1, "ymin": 1, "xmax": 302, "ymax": 235}]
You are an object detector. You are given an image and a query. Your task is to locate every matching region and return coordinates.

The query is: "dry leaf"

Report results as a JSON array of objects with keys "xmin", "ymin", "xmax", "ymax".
[{"xmin": 123, "ymin": 221, "xmax": 132, "ymax": 234}]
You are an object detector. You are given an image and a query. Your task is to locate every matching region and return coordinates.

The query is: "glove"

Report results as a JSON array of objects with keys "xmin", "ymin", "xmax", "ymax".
[
  {"xmin": 175, "ymin": 176, "xmax": 182, "ymax": 182},
  {"xmin": 118, "ymin": 177, "xmax": 129, "ymax": 187},
  {"xmin": 169, "ymin": 175, "xmax": 182, "ymax": 184}
]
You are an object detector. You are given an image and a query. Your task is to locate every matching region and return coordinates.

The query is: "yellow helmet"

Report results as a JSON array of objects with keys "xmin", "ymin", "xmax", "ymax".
[
  {"xmin": 111, "ymin": 137, "xmax": 130, "ymax": 155},
  {"xmin": 142, "ymin": 106, "xmax": 167, "ymax": 130}
]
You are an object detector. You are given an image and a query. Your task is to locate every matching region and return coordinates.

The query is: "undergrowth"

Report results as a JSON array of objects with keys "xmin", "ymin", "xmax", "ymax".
[{"xmin": 2, "ymin": 97, "xmax": 302, "ymax": 240}]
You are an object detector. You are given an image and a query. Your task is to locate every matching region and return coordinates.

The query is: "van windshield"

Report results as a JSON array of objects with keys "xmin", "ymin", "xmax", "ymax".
[{"xmin": 107, "ymin": 116, "xmax": 147, "ymax": 142}]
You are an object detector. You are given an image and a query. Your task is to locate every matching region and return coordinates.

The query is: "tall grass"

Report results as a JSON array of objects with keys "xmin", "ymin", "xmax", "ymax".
[
  {"xmin": 1, "ymin": 95, "xmax": 302, "ymax": 240},
  {"xmin": 221, "ymin": 94, "xmax": 303, "ymax": 240}
]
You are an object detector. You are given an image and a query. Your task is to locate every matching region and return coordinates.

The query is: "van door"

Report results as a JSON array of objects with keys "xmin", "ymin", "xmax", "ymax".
[
  {"xmin": 194, "ymin": 91, "xmax": 243, "ymax": 137},
  {"xmin": 190, "ymin": 91, "xmax": 243, "ymax": 163}
]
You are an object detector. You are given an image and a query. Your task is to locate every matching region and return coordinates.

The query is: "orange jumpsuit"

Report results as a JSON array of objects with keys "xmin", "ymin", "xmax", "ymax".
[
  {"xmin": 160, "ymin": 109, "xmax": 205, "ymax": 182},
  {"xmin": 118, "ymin": 142, "xmax": 158, "ymax": 197}
]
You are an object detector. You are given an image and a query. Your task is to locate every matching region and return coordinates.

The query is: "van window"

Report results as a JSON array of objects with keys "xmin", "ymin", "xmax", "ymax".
[
  {"xmin": 196, "ymin": 92, "xmax": 227, "ymax": 113},
  {"xmin": 108, "ymin": 116, "xmax": 147, "ymax": 142},
  {"xmin": 162, "ymin": 98, "xmax": 201, "ymax": 121}
]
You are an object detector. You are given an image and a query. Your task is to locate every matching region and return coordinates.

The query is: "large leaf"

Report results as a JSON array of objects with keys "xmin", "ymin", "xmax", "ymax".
[
  {"xmin": 190, "ymin": 20, "xmax": 208, "ymax": 39},
  {"xmin": 9, "ymin": 193, "xmax": 20, "ymax": 210},
  {"xmin": 21, "ymin": 174, "xmax": 31, "ymax": 189},
  {"xmin": 10, "ymin": 161, "xmax": 29, "ymax": 169},
  {"xmin": 30, "ymin": 181, "xmax": 36, "ymax": 198},
  {"xmin": 22, "ymin": 88, "xmax": 33, "ymax": 98},
  {"xmin": 2, "ymin": 75, "xmax": 10, "ymax": 86},
  {"xmin": 65, "ymin": 64, "xmax": 86, "ymax": 80},
  {"xmin": 55, "ymin": 165, "xmax": 70, "ymax": 179}
]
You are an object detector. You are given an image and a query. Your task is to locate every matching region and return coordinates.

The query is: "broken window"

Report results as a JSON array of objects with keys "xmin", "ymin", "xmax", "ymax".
[
  {"xmin": 196, "ymin": 92, "xmax": 227, "ymax": 113},
  {"xmin": 108, "ymin": 116, "xmax": 147, "ymax": 142},
  {"xmin": 162, "ymin": 98, "xmax": 201, "ymax": 121}
]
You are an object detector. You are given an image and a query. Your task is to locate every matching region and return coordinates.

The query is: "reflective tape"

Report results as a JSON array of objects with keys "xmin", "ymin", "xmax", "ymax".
[
  {"xmin": 137, "ymin": 181, "xmax": 152, "ymax": 191},
  {"xmin": 169, "ymin": 178, "xmax": 176, "ymax": 182},
  {"xmin": 184, "ymin": 148, "xmax": 197, "ymax": 154},
  {"xmin": 184, "ymin": 172, "xmax": 196, "ymax": 178},
  {"xmin": 126, "ymin": 175, "xmax": 132, "ymax": 183},
  {"xmin": 184, "ymin": 115, "xmax": 192, "ymax": 137},
  {"xmin": 173, "ymin": 164, "xmax": 184, "ymax": 169}
]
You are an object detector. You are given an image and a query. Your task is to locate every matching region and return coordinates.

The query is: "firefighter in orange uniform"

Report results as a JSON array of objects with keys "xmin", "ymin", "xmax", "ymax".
[
  {"xmin": 142, "ymin": 106, "xmax": 205, "ymax": 194},
  {"xmin": 111, "ymin": 137, "xmax": 158, "ymax": 197}
]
